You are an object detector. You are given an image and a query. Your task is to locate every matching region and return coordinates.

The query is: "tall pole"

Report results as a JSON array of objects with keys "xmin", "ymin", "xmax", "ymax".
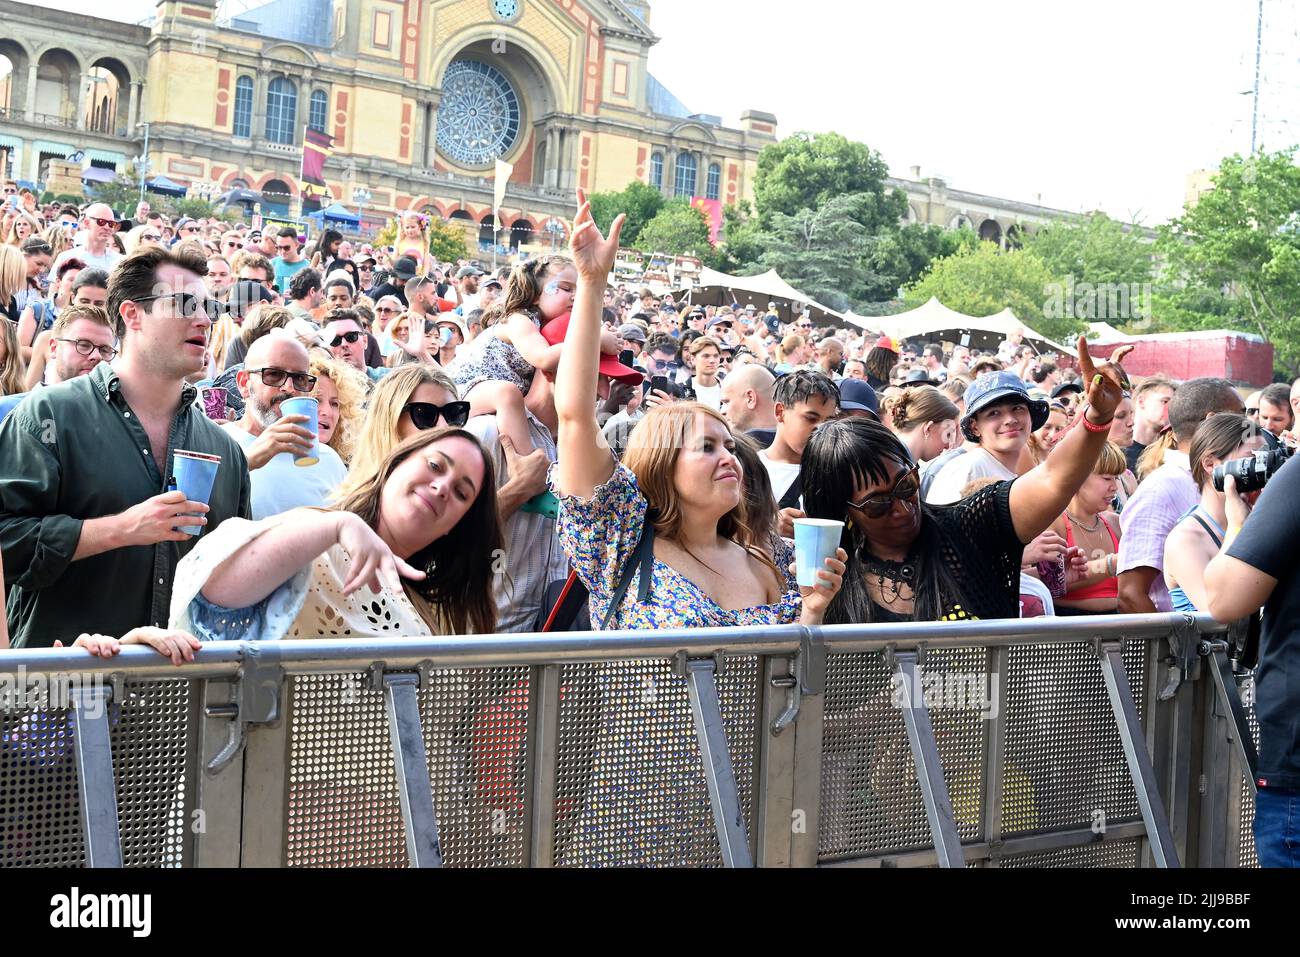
[
  {"xmin": 137, "ymin": 122, "xmax": 149, "ymax": 204},
  {"xmin": 1250, "ymin": 0, "xmax": 1263, "ymax": 154}
]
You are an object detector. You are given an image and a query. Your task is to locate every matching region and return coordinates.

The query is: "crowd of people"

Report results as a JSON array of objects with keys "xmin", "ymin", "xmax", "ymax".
[{"xmin": 2, "ymin": 183, "xmax": 1298, "ymax": 867}]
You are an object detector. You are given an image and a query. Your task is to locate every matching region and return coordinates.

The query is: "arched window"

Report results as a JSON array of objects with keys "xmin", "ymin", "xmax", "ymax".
[
  {"xmin": 266, "ymin": 77, "xmax": 297, "ymax": 145},
  {"xmin": 706, "ymin": 162, "xmax": 721, "ymax": 201},
  {"xmin": 674, "ymin": 153, "xmax": 697, "ymax": 198},
  {"xmin": 650, "ymin": 151, "xmax": 663, "ymax": 190},
  {"xmin": 233, "ymin": 76, "xmax": 253, "ymax": 138},
  {"xmin": 308, "ymin": 89, "xmax": 328, "ymax": 134}
]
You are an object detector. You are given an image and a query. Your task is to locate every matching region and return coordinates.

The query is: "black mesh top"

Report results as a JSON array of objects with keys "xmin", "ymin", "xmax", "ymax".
[{"xmin": 867, "ymin": 479, "xmax": 1025, "ymax": 622}]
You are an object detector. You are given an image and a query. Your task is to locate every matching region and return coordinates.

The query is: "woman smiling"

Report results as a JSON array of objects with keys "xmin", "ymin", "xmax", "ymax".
[{"xmin": 170, "ymin": 428, "xmax": 501, "ymax": 638}]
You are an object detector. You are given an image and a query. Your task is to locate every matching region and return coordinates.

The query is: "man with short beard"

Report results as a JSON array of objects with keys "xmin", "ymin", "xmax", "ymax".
[{"xmin": 222, "ymin": 334, "xmax": 346, "ymax": 519}]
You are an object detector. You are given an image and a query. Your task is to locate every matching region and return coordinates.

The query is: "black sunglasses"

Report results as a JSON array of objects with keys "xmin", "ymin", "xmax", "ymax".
[
  {"xmin": 329, "ymin": 330, "xmax": 363, "ymax": 346},
  {"xmin": 403, "ymin": 401, "xmax": 471, "ymax": 430},
  {"xmin": 130, "ymin": 292, "xmax": 222, "ymax": 319},
  {"xmin": 848, "ymin": 466, "xmax": 920, "ymax": 519},
  {"xmin": 247, "ymin": 367, "xmax": 317, "ymax": 392}
]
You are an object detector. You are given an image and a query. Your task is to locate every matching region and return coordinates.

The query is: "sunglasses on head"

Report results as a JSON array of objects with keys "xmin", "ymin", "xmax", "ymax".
[
  {"xmin": 330, "ymin": 330, "xmax": 363, "ymax": 346},
  {"xmin": 848, "ymin": 465, "xmax": 920, "ymax": 519},
  {"xmin": 403, "ymin": 401, "xmax": 471, "ymax": 430},
  {"xmin": 247, "ymin": 367, "xmax": 317, "ymax": 392}
]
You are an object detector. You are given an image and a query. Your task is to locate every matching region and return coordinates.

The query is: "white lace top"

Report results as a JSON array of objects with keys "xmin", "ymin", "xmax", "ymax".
[{"xmin": 169, "ymin": 514, "xmax": 439, "ymax": 641}]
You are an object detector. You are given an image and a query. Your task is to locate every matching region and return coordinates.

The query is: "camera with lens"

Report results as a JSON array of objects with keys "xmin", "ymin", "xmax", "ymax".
[{"xmin": 1212, "ymin": 446, "xmax": 1290, "ymax": 494}]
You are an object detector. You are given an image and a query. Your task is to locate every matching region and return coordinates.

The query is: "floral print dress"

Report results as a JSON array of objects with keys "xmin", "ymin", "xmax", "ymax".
[{"xmin": 552, "ymin": 464, "xmax": 800, "ymax": 865}]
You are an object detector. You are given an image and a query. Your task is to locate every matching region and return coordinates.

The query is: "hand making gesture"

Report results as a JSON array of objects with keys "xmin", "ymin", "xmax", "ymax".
[{"xmin": 1076, "ymin": 335, "xmax": 1135, "ymax": 425}]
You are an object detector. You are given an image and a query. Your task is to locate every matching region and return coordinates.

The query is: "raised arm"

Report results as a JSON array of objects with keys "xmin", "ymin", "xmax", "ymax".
[
  {"xmin": 199, "ymin": 509, "xmax": 423, "ymax": 609},
  {"xmin": 553, "ymin": 189, "xmax": 626, "ymax": 501},
  {"xmin": 1009, "ymin": 338, "xmax": 1133, "ymax": 543}
]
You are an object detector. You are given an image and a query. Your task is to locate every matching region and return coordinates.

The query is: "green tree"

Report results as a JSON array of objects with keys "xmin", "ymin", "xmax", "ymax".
[
  {"xmin": 1155, "ymin": 150, "xmax": 1300, "ymax": 375},
  {"xmin": 704, "ymin": 200, "xmax": 765, "ymax": 273},
  {"xmin": 903, "ymin": 241, "xmax": 1080, "ymax": 341},
  {"xmin": 427, "ymin": 215, "xmax": 471, "ymax": 262},
  {"xmin": 632, "ymin": 199, "xmax": 711, "ymax": 257},
  {"xmin": 1023, "ymin": 212, "xmax": 1155, "ymax": 290},
  {"xmin": 753, "ymin": 131, "xmax": 906, "ymax": 231},
  {"xmin": 89, "ymin": 175, "xmax": 145, "ymax": 215},
  {"xmin": 862, "ymin": 223, "xmax": 977, "ymax": 302},
  {"xmin": 589, "ymin": 180, "xmax": 665, "ymax": 246}
]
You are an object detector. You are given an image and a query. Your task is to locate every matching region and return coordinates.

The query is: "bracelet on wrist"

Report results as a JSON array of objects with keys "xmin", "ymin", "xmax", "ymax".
[{"xmin": 1079, "ymin": 406, "xmax": 1113, "ymax": 433}]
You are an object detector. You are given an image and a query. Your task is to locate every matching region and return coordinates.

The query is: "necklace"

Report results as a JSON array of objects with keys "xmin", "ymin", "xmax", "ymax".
[
  {"xmin": 863, "ymin": 554, "xmax": 917, "ymax": 605},
  {"xmin": 1067, "ymin": 510, "xmax": 1101, "ymax": 533}
]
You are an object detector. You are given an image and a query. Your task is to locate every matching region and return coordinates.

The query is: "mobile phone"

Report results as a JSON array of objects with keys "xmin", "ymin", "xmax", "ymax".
[
  {"xmin": 619, "ymin": 349, "xmax": 634, "ymax": 368},
  {"xmin": 651, "ymin": 375, "xmax": 669, "ymax": 395}
]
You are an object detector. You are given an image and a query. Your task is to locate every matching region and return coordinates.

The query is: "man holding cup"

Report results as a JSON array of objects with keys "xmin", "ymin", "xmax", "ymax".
[
  {"xmin": 223, "ymin": 333, "xmax": 347, "ymax": 519},
  {"xmin": 0, "ymin": 245, "xmax": 250, "ymax": 647}
]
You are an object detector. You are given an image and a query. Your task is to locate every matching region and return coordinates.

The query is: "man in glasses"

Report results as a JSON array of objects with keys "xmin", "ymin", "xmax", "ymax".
[
  {"xmin": 639, "ymin": 332, "xmax": 679, "ymax": 378},
  {"xmin": 0, "ymin": 245, "xmax": 250, "ymax": 648},
  {"xmin": 325, "ymin": 309, "xmax": 388, "ymax": 384},
  {"xmin": 52, "ymin": 202, "xmax": 122, "ymax": 274},
  {"xmin": 223, "ymin": 334, "xmax": 346, "ymax": 518},
  {"xmin": 271, "ymin": 227, "xmax": 309, "ymax": 295},
  {"xmin": 0, "ymin": 304, "xmax": 118, "ymax": 423}
]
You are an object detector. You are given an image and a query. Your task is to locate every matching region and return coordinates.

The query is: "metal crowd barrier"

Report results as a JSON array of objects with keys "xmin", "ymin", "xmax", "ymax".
[{"xmin": 0, "ymin": 613, "xmax": 1260, "ymax": 868}]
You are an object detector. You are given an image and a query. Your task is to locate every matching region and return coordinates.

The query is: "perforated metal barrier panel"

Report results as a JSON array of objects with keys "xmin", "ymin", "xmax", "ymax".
[
  {"xmin": 1001, "ymin": 839, "xmax": 1142, "ymax": 868},
  {"xmin": 818, "ymin": 641, "xmax": 1149, "ymax": 863},
  {"xmin": 553, "ymin": 657, "xmax": 760, "ymax": 867},
  {"xmin": 1001, "ymin": 640, "xmax": 1146, "ymax": 836},
  {"xmin": 1, "ymin": 678, "xmax": 193, "ymax": 869},
  {"xmin": 285, "ymin": 668, "xmax": 533, "ymax": 868},
  {"xmin": 1238, "ymin": 675, "xmax": 1260, "ymax": 869},
  {"xmin": 819, "ymin": 648, "xmax": 987, "ymax": 860}
]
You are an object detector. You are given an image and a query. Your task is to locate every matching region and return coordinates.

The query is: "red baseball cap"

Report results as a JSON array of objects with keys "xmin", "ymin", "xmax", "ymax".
[
  {"xmin": 540, "ymin": 313, "xmax": 643, "ymax": 385},
  {"xmin": 875, "ymin": 335, "xmax": 899, "ymax": 352}
]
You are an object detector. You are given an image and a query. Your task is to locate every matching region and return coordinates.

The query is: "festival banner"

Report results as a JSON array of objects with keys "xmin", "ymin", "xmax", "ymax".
[
  {"xmin": 300, "ymin": 127, "xmax": 333, "ymax": 215},
  {"xmin": 691, "ymin": 197, "xmax": 723, "ymax": 244}
]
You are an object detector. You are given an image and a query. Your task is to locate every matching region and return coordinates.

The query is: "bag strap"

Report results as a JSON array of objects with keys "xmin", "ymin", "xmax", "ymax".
[
  {"xmin": 600, "ymin": 518, "xmax": 655, "ymax": 630},
  {"xmin": 540, "ymin": 569, "xmax": 585, "ymax": 633},
  {"xmin": 1190, "ymin": 512, "xmax": 1224, "ymax": 549}
]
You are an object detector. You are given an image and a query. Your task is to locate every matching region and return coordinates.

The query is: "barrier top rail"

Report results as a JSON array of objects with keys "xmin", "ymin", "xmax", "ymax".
[{"xmin": 0, "ymin": 613, "xmax": 1225, "ymax": 679}]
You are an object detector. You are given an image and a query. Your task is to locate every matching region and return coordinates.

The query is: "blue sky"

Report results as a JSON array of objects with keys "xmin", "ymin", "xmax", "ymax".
[{"xmin": 21, "ymin": 0, "xmax": 1297, "ymax": 223}]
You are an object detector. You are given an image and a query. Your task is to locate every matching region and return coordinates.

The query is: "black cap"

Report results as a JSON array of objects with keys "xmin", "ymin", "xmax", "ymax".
[
  {"xmin": 227, "ymin": 279, "xmax": 276, "ymax": 319},
  {"xmin": 838, "ymin": 378, "xmax": 880, "ymax": 419}
]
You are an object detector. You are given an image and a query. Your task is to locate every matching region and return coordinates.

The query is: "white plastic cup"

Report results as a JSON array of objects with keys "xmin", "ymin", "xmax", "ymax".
[
  {"xmin": 279, "ymin": 396, "xmax": 320, "ymax": 467},
  {"xmin": 793, "ymin": 518, "xmax": 843, "ymax": 588}
]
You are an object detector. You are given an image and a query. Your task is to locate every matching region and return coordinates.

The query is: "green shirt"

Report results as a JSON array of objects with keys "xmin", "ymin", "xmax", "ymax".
[{"xmin": 0, "ymin": 362, "xmax": 251, "ymax": 648}]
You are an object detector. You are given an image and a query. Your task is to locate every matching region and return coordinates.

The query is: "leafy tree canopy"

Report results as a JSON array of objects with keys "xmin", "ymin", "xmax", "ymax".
[
  {"xmin": 632, "ymin": 199, "xmax": 712, "ymax": 257},
  {"xmin": 753, "ymin": 131, "xmax": 906, "ymax": 232},
  {"xmin": 589, "ymin": 180, "xmax": 665, "ymax": 247}
]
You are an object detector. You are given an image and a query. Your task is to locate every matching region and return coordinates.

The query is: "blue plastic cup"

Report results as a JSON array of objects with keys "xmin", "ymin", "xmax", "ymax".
[
  {"xmin": 172, "ymin": 450, "xmax": 221, "ymax": 536},
  {"xmin": 279, "ymin": 396, "xmax": 320, "ymax": 467},
  {"xmin": 793, "ymin": 518, "xmax": 843, "ymax": 588}
]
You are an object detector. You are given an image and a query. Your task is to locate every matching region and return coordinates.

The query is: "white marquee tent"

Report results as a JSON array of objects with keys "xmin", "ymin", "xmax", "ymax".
[
  {"xmin": 683, "ymin": 268, "xmax": 846, "ymax": 324},
  {"xmin": 866, "ymin": 298, "xmax": 1064, "ymax": 356}
]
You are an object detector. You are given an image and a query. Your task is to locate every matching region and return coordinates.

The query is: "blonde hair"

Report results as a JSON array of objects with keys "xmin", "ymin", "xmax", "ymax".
[
  {"xmin": 777, "ymin": 334, "xmax": 804, "ymax": 364},
  {"xmin": 42, "ymin": 223, "xmax": 71, "ymax": 260},
  {"xmin": 339, "ymin": 364, "xmax": 459, "ymax": 497},
  {"xmin": 623, "ymin": 402, "xmax": 782, "ymax": 589},
  {"xmin": 1027, "ymin": 403, "xmax": 1070, "ymax": 466},
  {"xmin": 1136, "ymin": 429, "xmax": 1176, "ymax": 482},
  {"xmin": 0, "ymin": 316, "xmax": 25, "ymax": 395},
  {"xmin": 5, "ymin": 212, "xmax": 42, "ymax": 246},
  {"xmin": 886, "ymin": 385, "xmax": 958, "ymax": 433},
  {"xmin": 1095, "ymin": 441, "xmax": 1128, "ymax": 477},
  {"xmin": 309, "ymin": 352, "xmax": 369, "ymax": 465},
  {"xmin": 0, "ymin": 245, "xmax": 25, "ymax": 304},
  {"xmin": 239, "ymin": 305, "xmax": 294, "ymax": 346}
]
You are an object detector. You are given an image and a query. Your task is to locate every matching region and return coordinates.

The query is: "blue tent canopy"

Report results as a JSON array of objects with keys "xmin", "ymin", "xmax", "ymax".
[
  {"xmin": 308, "ymin": 201, "xmax": 360, "ymax": 227},
  {"xmin": 146, "ymin": 175, "xmax": 188, "ymax": 197}
]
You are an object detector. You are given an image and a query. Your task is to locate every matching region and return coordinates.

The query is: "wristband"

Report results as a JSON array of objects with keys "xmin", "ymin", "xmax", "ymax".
[
  {"xmin": 1223, "ymin": 525, "xmax": 1243, "ymax": 549},
  {"xmin": 1080, "ymin": 411, "xmax": 1113, "ymax": 433}
]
